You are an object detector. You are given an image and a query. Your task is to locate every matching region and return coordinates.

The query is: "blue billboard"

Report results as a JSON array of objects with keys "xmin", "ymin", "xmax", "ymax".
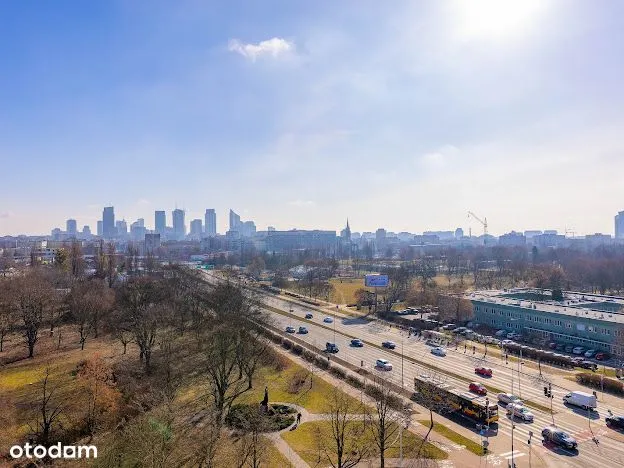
[{"xmin": 364, "ymin": 274, "xmax": 389, "ymax": 287}]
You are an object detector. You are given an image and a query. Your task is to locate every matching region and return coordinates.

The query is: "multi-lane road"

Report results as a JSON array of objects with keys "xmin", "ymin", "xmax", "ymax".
[{"xmin": 202, "ymin": 272, "xmax": 624, "ymax": 468}]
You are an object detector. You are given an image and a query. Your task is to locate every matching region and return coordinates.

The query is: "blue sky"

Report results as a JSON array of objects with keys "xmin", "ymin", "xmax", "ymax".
[{"xmin": 1, "ymin": 0, "xmax": 624, "ymax": 236}]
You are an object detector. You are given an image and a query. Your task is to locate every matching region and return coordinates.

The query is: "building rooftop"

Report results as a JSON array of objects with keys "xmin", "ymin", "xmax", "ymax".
[{"xmin": 468, "ymin": 288, "xmax": 624, "ymax": 324}]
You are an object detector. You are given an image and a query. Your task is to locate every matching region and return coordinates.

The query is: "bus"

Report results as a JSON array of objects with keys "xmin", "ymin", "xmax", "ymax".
[{"xmin": 413, "ymin": 374, "xmax": 499, "ymax": 425}]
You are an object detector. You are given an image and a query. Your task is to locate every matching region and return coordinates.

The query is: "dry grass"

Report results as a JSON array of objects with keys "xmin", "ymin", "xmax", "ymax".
[{"xmin": 329, "ymin": 278, "xmax": 365, "ymax": 304}]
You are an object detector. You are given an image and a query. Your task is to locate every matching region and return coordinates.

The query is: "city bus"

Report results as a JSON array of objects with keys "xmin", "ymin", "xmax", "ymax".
[{"xmin": 413, "ymin": 374, "xmax": 499, "ymax": 425}]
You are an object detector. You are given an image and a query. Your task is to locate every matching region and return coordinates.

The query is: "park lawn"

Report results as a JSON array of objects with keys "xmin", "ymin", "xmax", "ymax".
[
  {"xmin": 329, "ymin": 278, "xmax": 365, "ymax": 304},
  {"xmin": 281, "ymin": 420, "xmax": 447, "ymax": 466},
  {"xmin": 417, "ymin": 420, "xmax": 484, "ymax": 455},
  {"xmin": 237, "ymin": 356, "xmax": 365, "ymax": 414}
]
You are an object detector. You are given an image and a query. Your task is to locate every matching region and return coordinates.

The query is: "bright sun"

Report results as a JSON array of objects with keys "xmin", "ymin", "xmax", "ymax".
[{"xmin": 455, "ymin": 0, "xmax": 545, "ymax": 39}]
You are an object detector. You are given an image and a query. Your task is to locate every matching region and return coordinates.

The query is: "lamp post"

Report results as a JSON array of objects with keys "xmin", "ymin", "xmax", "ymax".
[{"xmin": 401, "ymin": 338, "xmax": 404, "ymax": 388}]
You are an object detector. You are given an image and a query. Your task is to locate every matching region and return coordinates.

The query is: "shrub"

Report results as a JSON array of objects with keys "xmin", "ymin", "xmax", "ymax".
[
  {"xmin": 282, "ymin": 340, "xmax": 293, "ymax": 350},
  {"xmin": 315, "ymin": 356, "xmax": 330, "ymax": 370},
  {"xmin": 576, "ymin": 372, "xmax": 624, "ymax": 395},
  {"xmin": 288, "ymin": 369, "xmax": 310, "ymax": 394},
  {"xmin": 292, "ymin": 344, "xmax": 304, "ymax": 355},
  {"xmin": 272, "ymin": 353, "xmax": 290, "ymax": 372},
  {"xmin": 302, "ymin": 350, "xmax": 316, "ymax": 362},
  {"xmin": 330, "ymin": 367, "xmax": 347, "ymax": 380},
  {"xmin": 346, "ymin": 374, "xmax": 364, "ymax": 389}
]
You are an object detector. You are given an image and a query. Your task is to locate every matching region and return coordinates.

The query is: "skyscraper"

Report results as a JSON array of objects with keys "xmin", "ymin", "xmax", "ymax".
[
  {"xmin": 102, "ymin": 206, "xmax": 115, "ymax": 238},
  {"xmin": 229, "ymin": 209, "xmax": 241, "ymax": 232},
  {"xmin": 97, "ymin": 220, "xmax": 103, "ymax": 237},
  {"xmin": 190, "ymin": 219, "xmax": 203, "ymax": 239},
  {"xmin": 116, "ymin": 219, "xmax": 128, "ymax": 236},
  {"xmin": 204, "ymin": 209, "xmax": 217, "ymax": 236},
  {"xmin": 616, "ymin": 211, "xmax": 624, "ymax": 239},
  {"xmin": 155, "ymin": 210, "xmax": 166, "ymax": 234},
  {"xmin": 172, "ymin": 209, "xmax": 185, "ymax": 240},
  {"xmin": 66, "ymin": 219, "xmax": 77, "ymax": 237}
]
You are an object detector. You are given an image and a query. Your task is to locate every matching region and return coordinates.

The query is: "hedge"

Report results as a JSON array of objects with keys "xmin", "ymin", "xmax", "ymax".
[
  {"xmin": 576, "ymin": 373, "xmax": 624, "ymax": 395},
  {"xmin": 330, "ymin": 366, "xmax": 347, "ymax": 379}
]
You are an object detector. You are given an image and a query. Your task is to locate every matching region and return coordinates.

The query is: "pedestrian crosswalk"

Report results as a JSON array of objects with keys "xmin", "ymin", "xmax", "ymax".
[{"xmin": 499, "ymin": 449, "xmax": 526, "ymax": 460}]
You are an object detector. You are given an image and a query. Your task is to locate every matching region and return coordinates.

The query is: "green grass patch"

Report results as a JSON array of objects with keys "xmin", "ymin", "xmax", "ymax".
[
  {"xmin": 417, "ymin": 420, "xmax": 484, "ymax": 455},
  {"xmin": 237, "ymin": 357, "xmax": 365, "ymax": 414},
  {"xmin": 282, "ymin": 420, "xmax": 447, "ymax": 466}
]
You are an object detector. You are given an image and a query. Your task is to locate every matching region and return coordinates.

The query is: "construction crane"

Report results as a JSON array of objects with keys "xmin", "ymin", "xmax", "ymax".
[{"xmin": 468, "ymin": 211, "xmax": 488, "ymax": 245}]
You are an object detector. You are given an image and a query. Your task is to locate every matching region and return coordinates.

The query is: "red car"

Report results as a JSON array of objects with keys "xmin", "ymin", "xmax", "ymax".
[
  {"xmin": 475, "ymin": 367, "xmax": 493, "ymax": 377},
  {"xmin": 595, "ymin": 352, "xmax": 610, "ymax": 361},
  {"xmin": 469, "ymin": 382, "xmax": 488, "ymax": 395}
]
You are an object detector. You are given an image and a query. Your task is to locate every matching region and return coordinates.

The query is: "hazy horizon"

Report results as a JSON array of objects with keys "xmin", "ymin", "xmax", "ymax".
[{"xmin": 2, "ymin": 1, "xmax": 624, "ymax": 237}]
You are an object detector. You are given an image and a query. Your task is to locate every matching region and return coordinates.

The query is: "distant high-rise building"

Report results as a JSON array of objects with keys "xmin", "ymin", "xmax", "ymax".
[
  {"xmin": 375, "ymin": 228, "xmax": 387, "ymax": 251},
  {"xmin": 204, "ymin": 209, "xmax": 217, "ymax": 236},
  {"xmin": 190, "ymin": 219, "xmax": 203, "ymax": 238},
  {"xmin": 135, "ymin": 218, "xmax": 144, "ymax": 228},
  {"xmin": 616, "ymin": 211, "xmax": 624, "ymax": 239},
  {"xmin": 455, "ymin": 228, "xmax": 464, "ymax": 239},
  {"xmin": 66, "ymin": 219, "xmax": 77, "ymax": 237},
  {"xmin": 116, "ymin": 219, "xmax": 128, "ymax": 236},
  {"xmin": 340, "ymin": 219, "xmax": 351, "ymax": 240},
  {"xmin": 82, "ymin": 225, "xmax": 92, "ymax": 237},
  {"xmin": 155, "ymin": 211, "xmax": 166, "ymax": 234},
  {"xmin": 242, "ymin": 220, "xmax": 256, "ymax": 236},
  {"xmin": 102, "ymin": 206, "xmax": 115, "ymax": 238},
  {"xmin": 229, "ymin": 209, "xmax": 242, "ymax": 232},
  {"xmin": 145, "ymin": 233, "xmax": 161, "ymax": 252},
  {"xmin": 268, "ymin": 226, "xmax": 276, "ymax": 232},
  {"xmin": 97, "ymin": 220, "xmax": 103, "ymax": 237},
  {"xmin": 172, "ymin": 209, "xmax": 186, "ymax": 240}
]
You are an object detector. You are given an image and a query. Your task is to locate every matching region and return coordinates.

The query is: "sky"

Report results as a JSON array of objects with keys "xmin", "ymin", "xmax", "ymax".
[{"xmin": 1, "ymin": 0, "xmax": 624, "ymax": 236}]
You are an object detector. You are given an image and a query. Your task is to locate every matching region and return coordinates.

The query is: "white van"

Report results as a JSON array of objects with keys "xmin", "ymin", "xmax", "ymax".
[{"xmin": 563, "ymin": 391, "xmax": 597, "ymax": 410}]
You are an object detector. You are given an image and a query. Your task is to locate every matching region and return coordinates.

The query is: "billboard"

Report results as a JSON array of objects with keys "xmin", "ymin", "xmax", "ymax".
[{"xmin": 365, "ymin": 274, "xmax": 389, "ymax": 287}]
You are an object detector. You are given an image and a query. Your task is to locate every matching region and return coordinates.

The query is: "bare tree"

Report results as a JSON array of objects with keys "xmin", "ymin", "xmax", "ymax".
[
  {"xmin": 367, "ymin": 377, "xmax": 411, "ymax": 468},
  {"xmin": 0, "ymin": 279, "xmax": 15, "ymax": 352},
  {"xmin": 29, "ymin": 365, "xmax": 65, "ymax": 444},
  {"xmin": 234, "ymin": 410, "xmax": 269, "ymax": 468},
  {"xmin": 320, "ymin": 387, "xmax": 368, "ymax": 468},
  {"xmin": 67, "ymin": 279, "xmax": 114, "ymax": 349}
]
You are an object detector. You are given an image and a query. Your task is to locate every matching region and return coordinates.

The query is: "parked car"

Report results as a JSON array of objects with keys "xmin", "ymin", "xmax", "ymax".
[
  {"xmin": 596, "ymin": 352, "xmax": 610, "ymax": 361},
  {"xmin": 382, "ymin": 341, "xmax": 396, "ymax": 349},
  {"xmin": 506, "ymin": 403, "xmax": 534, "ymax": 422},
  {"xmin": 497, "ymin": 393, "xmax": 523, "ymax": 406},
  {"xmin": 542, "ymin": 427, "xmax": 578, "ymax": 449},
  {"xmin": 495, "ymin": 330, "xmax": 507, "ymax": 337},
  {"xmin": 431, "ymin": 347, "xmax": 447, "ymax": 357},
  {"xmin": 555, "ymin": 344, "xmax": 565, "ymax": 351},
  {"xmin": 501, "ymin": 339, "xmax": 515, "ymax": 346},
  {"xmin": 350, "ymin": 339, "xmax": 364, "ymax": 347},
  {"xmin": 285, "ymin": 326, "xmax": 296, "ymax": 333},
  {"xmin": 506, "ymin": 332, "xmax": 516, "ymax": 339},
  {"xmin": 548, "ymin": 342, "xmax": 558, "ymax": 349},
  {"xmin": 580, "ymin": 361, "xmax": 598, "ymax": 370},
  {"xmin": 325, "ymin": 342, "xmax": 339, "ymax": 353},
  {"xmin": 454, "ymin": 327, "xmax": 467, "ymax": 334},
  {"xmin": 572, "ymin": 346, "xmax": 586, "ymax": 355},
  {"xmin": 305, "ymin": 313, "xmax": 313, "ymax": 319},
  {"xmin": 571, "ymin": 356, "xmax": 584, "ymax": 364},
  {"xmin": 606, "ymin": 415, "xmax": 624, "ymax": 429},
  {"xmin": 323, "ymin": 316, "xmax": 334, "ymax": 323},
  {"xmin": 584, "ymin": 349, "xmax": 597, "ymax": 358},
  {"xmin": 564, "ymin": 345, "xmax": 574, "ymax": 353},
  {"xmin": 469, "ymin": 382, "xmax": 488, "ymax": 396},
  {"xmin": 442, "ymin": 323, "xmax": 456, "ymax": 330},
  {"xmin": 376, "ymin": 359, "xmax": 393, "ymax": 370},
  {"xmin": 298, "ymin": 326, "xmax": 308, "ymax": 334},
  {"xmin": 475, "ymin": 367, "xmax": 493, "ymax": 377}
]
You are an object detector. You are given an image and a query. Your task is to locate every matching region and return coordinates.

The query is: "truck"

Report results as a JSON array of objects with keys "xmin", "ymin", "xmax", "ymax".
[{"xmin": 563, "ymin": 391, "xmax": 597, "ymax": 410}]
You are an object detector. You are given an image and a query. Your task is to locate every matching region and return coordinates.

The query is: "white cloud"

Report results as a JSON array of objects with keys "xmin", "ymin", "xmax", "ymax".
[
  {"xmin": 288, "ymin": 200, "xmax": 316, "ymax": 207},
  {"xmin": 228, "ymin": 37, "xmax": 295, "ymax": 61}
]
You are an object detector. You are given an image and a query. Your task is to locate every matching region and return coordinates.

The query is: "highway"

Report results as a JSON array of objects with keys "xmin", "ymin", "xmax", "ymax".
[{"xmin": 202, "ymin": 272, "xmax": 624, "ymax": 467}]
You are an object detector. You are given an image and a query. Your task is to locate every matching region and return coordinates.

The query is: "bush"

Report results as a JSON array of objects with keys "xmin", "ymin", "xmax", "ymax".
[
  {"xmin": 576, "ymin": 372, "xmax": 624, "ymax": 395},
  {"xmin": 315, "ymin": 356, "xmax": 330, "ymax": 370},
  {"xmin": 302, "ymin": 350, "xmax": 316, "ymax": 362},
  {"xmin": 346, "ymin": 374, "xmax": 364, "ymax": 389},
  {"xmin": 292, "ymin": 344, "xmax": 304, "ymax": 355},
  {"xmin": 288, "ymin": 369, "xmax": 310, "ymax": 394},
  {"xmin": 330, "ymin": 366, "xmax": 347, "ymax": 380},
  {"xmin": 282, "ymin": 340, "xmax": 293, "ymax": 350}
]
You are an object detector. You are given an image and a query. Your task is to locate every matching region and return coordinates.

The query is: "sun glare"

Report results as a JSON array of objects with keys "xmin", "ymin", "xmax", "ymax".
[{"xmin": 455, "ymin": 0, "xmax": 545, "ymax": 39}]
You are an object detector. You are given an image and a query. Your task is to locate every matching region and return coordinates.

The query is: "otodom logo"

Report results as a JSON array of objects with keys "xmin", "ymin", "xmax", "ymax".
[{"xmin": 9, "ymin": 443, "xmax": 97, "ymax": 460}]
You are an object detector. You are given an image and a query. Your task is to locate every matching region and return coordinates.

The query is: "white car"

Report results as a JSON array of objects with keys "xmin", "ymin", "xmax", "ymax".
[
  {"xmin": 323, "ymin": 317, "xmax": 334, "ymax": 323},
  {"xmin": 431, "ymin": 347, "xmax": 447, "ymax": 357},
  {"xmin": 376, "ymin": 359, "xmax": 393, "ymax": 370},
  {"xmin": 497, "ymin": 393, "xmax": 523, "ymax": 406},
  {"xmin": 506, "ymin": 403, "xmax": 534, "ymax": 422}
]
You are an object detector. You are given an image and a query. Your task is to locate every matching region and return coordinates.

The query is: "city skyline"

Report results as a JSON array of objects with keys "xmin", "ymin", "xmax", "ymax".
[{"xmin": 2, "ymin": 1, "xmax": 624, "ymax": 236}]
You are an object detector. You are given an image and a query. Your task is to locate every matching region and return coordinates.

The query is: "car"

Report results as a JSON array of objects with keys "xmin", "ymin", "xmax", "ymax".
[
  {"xmin": 469, "ymin": 382, "xmax": 488, "ymax": 395},
  {"xmin": 442, "ymin": 323, "xmax": 456, "ymax": 330},
  {"xmin": 376, "ymin": 359, "xmax": 393, "ymax": 370},
  {"xmin": 495, "ymin": 330, "xmax": 507, "ymax": 337},
  {"xmin": 606, "ymin": 415, "xmax": 624, "ymax": 429},
  {"xmin": 325, "ymin": 342, "xmax": 339, "ymax": 353},
  {"xmin": 323, "ymin": 317, "xmax": 334, "ymax": 323},
  {"xmin": 298, "ymin": 326, "xmax": 308, "ymax": 334},
  {"xmin": 475, "ymin": 367, "xmax": 493, "ymax": 377},
  {"xmin": 382, "ymin": 341, "xmax": 396, "ymax": 349},
  {"xmin": 497, "ymin": 393, "xmax": 523, "ymax": 406},
  {"xmin": 506, "ymin": 403, "xmax": 534, "ymax": 422},
  {"xmin": 584, "ymin": 349, "xmax": 597, "ymax": 358},
  {"xmin": 305, "ymin": 313, "xmax": 313, "ymax": 319},
  {"xmin": 548, "ymin": 342, "xmax": 558, "ymax": 349},
  {"xmin": 541, "ymin": 426, "xmax": 578, "ymax": 449},
  {"xmin": 431, "ymin": 347, "xmax": 447, "ymax": 357},
  {"xmin": 572, "ymin": 346, "xmax": 586, "ymax": 355},
  {"xmin": 596, "ymin": 352, "xmax": 610, "ymax": 361},
  {"xmin": 285, "ymin": 326, "xmax": 296, "ymax": 333},
  {"xmin": 454, "ymin": 327, "xmax": 467, "ymax": 334},
  {"xmin": 350, "ymin": 339, "xmax": 364, "ymax": 347},
  {"xmin": 564, "ymin": 345, "xmax": 574, "ymax": 353},
  {"xmin": 555, "ymin": 344, "xmax": 565, "ymax": 351},
  {"xmin": 580, "ymin": 360, "xmax": 598, "ymax": 370},
  {"xmin": 501, "ymin": 339, "xmax": 515, "ymax": 346},
  {"xmin": 506, "ymin": 332, "xmax": 516, "ymax": 339}
]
